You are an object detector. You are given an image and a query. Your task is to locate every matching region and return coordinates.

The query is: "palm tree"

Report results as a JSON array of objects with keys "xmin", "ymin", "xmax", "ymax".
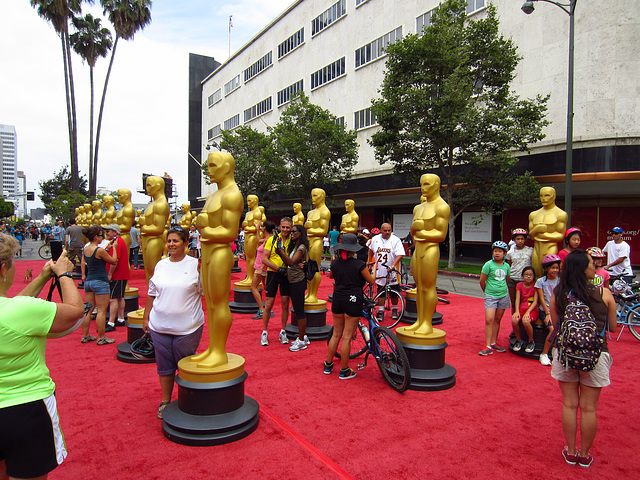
[
  {"xmin": 30, "ymin": 0, "xmax": 83, "ymax": 191},
  {"xmin": 70, "ymin": 13, "xmax": 112, "ymax": 193},
  {"xmin": 92, "ymin": 0, "xmax": 152, "ymax": 196}
]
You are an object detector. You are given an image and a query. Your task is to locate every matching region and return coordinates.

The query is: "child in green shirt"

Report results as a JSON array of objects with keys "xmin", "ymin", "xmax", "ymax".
[{"xmin": 479, "ymin": 241, "xmax": 511, "ymax": 356}]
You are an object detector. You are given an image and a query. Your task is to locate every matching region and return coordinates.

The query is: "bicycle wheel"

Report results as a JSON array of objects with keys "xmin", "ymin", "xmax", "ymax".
[
  {"xmin": 38, "ymin": 244, "xmax": 51, "ymax": 260},
  {"xmin": 373, "ymin": 288, "xmax": 405, "ymax": 328},
  {"xmin": 627, "ymin": 305, "xmax": 640, "ymax": 342},
  {"xmin": 372, "ymin": 326, "xmax": 411, "ymax": 392},
  {"xmin": 328, "ymin": 324, "xmax": 368, "ymax": 359},
  {"xmin": 398, "ymin": 263, "xmax": 409, "ymax": 285}
]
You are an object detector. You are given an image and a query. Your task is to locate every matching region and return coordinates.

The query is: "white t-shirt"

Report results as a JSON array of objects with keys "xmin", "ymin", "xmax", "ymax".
[
  {"xmin": 369, "ymin": 234, "xmax": 405, "ymax": 286},
  {"xmin": 506, "ymin": 245, "xmax": 533, "ymax": 281},
  {"xmin": 148, "ymin": 256, "xmax": 204, "ymax": 335},
  {"xmin": 603, "ymin": 240, "xmax": 632, "ymax": 276}
]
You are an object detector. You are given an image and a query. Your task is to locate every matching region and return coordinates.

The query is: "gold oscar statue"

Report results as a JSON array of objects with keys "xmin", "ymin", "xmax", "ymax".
[
  {"xmin": 293, "ymin": 203, "xmax": 305, "ymax": 226},
  {"xmin": 191, "ymin": 152, "xmax": 243, "ymax": 369},
  {"xmin": 140, "ymin": 176, "xmax": 170, "ymax": 284},
  {"xmin": 82, "ymin": 203, "xmax": 92, "ymax": 227},
  {"xmin": 103, "ymin": 195, "xmax": 116, "ymax": 225},
  {"xmin": 340, "ymin": 199, "xmax": 359, "ymax": 234},
  {"xmin": 116, "ymin": 189, "xmax": 134, "ymax": 249},
  {"xmin": 304, "ymin": 188, "xmax": 330, "ymax": 304},
  {"xmin": 179, "ymin": 204, "xmax": 193, "ymax": 229},
  {"xmin": 528, "ymin": 186, "xmax": 567, "ymax": 278},
  {"xmin": 402, "ymin": 174, "xmax": 450, "ymax": 336},
  {"xmin": 237, "ymin": 195, "xmax": 265, "ymax": 287},
  {"xmin": 91, "ymin": 200, "xmax": 103, "ymax": 226}
]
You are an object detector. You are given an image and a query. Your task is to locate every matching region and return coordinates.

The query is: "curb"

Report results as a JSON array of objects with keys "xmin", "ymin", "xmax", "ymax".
[{"xmin": 438, "ymin": 270, "xmax": 480, "ymax": 279}]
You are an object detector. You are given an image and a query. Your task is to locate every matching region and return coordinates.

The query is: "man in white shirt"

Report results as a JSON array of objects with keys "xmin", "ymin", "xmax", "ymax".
[
  {"xmin": 603, "ymin": 227, "xmax": 634, "ymax": 283},
  {"xmin": 368, "ymin": 223, "xmax": 406, "ymax": 320}
]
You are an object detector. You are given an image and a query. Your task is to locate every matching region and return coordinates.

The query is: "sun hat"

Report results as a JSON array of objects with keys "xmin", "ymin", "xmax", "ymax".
[
  {"xmin": 333, "ymin": 233, "xmax": 361, "ymax": 252},
  {"xmin": 103, "ymin": 224, "xmax": 121, "ymax": 234}
]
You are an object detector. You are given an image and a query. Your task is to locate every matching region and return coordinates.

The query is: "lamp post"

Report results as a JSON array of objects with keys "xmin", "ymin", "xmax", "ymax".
[{"xmin": 522, "ymin": 0, "xmax": 577, "ymax": 226}]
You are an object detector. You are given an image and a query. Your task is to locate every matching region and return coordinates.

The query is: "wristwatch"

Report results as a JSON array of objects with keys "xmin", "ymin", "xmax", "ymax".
[{"xmin": 57, "ymin": 272, "xmax": 74, "ymax": 280}]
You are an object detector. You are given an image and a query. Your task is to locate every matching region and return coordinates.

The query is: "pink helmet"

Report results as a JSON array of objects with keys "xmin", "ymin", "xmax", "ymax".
[
  {"xmin": 564, "ymin": 227, "xmax": 582, "ymax": 241},
  {"xmin": 542, "ymin": 254, "xmax": 562, "ymax": 266},
  {"xmin": 511, "ymin": 228, "xmax": 528, "ymax": 238}
]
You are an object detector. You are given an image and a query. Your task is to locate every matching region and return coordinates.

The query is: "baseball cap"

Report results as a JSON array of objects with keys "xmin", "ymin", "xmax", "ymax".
[
  {"xmin": 608, "ymin": 227, "xmax": 624, "ymax": 234},
  {"xmin": 362, "ymin": 229, "xmax": 370, "ymax": 235}
]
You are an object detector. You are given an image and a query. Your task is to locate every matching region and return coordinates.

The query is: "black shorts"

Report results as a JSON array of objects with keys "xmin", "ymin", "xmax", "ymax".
[
  {"xmin": 331, "ymin": 294, "xmax": 364, "ymax": 318},
  {"xmin": 0, "ymin": 395, "xmax": 66, "ymax": 478},
  {"xmin": 265, "ymin": 270, "xmax": 290, "ymax": 298},
  {"xmin": 109, "ymin": 279, "xmax": 127, "ymax": 299},
  {"xmin": 376, "ymin": 283, "xmax": 401, "ymax": 295}
]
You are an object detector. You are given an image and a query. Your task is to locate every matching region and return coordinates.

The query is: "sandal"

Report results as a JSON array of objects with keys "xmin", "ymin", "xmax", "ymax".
[
  {"xmin": 81, "ymin": 335, "xmax": 97, "ymax": 343},
  {"xmin": 97, "ymin": 337, "xmax": 115, "ymax": 345},
  {"xmin": 157, "ymin": 401, "xmax": 170, "ymax": 419}
]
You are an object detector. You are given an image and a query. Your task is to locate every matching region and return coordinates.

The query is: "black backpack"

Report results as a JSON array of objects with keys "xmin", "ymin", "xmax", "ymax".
[
  {"xmin": 303, "ymin": 258, "xmax": 319, "ymax": 281},
  {"xmin": 557, "ymin": 292, "xmax": 605, "ymax": 371}
]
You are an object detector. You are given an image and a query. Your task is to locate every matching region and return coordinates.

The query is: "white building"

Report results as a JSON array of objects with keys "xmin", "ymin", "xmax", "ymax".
[
  {"xmin": 198, "ymin": 0, "xmax": 639, "ymax": 253},
  {"xmin": 0, "ymin": 124, "xmax": 18, "ymax": 211}
]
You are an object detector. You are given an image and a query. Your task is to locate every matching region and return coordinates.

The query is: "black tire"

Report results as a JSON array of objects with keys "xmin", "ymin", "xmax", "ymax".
[
  {"xmin": 398, "ymin": 263, "xmax": 409, "ymax": 285},
  {"xmin": 372, "ymin": 326, "xmax": 411, "ymax": 392},
  {"xmin": 436, "ymin": 288, "xmax": 449, "ymax": 295},
  {"xmin": 437, "ymin": 296, "xmax": 451, "ymax": 305},
  {"xmin": 627, "ymin": 305, "xmax": 640, "ymax": 342},
  {"xmin": 327, "ymin": 324, "xmax": 369, "ymax": 360},
  {"xmin": 38, "ymin": 244, "xmax": 51, "ymax": 260},
  {"xmin": 373, "ymin": 288, "xmax": 405, "ymax": 328}
]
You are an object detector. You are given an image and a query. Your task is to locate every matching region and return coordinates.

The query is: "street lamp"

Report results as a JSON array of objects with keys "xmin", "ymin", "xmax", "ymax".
[{"xmin": 522, "ymin": 0, "xmax": 577, "ymax": 226}]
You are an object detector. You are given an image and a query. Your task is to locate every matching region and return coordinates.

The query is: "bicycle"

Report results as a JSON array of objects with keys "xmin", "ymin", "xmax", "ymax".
[
  {"xmin": 611, "ymin": 281, "xmax": 640, "ymax": 342},
  {"xmin": 38, "ymin": 236, "xmax": 52, "ymax": 260},
  {"xmin": 328, "ymin": 298, "xmax": 411, "ymax": 392},
  {"xmin": 366, "ymin": 264, "xmax": 406, "ymax": 328}
]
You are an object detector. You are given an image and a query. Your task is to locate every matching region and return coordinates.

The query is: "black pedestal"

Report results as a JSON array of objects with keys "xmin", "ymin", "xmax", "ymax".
[
  {"xmin": 400, "ymin": 340, "xmax": 456, "ymax": 391},
  {"xmin": 231, "ymin": 257, "xmax": 241, "ymax": 273},
  {"xmin": 403, "ymin": 295, "xmax": 443, "ymax": 325},
  {"xmin": 285, "ymin": 305, "xmax": 332, "ymax": 341},
  {"xmin": 116, "ymin": 321, "xmax": 155, "ymax": 364},
  {"xmin": 162, "ymin": 372, "xmax": 259, "ymax": 446},
  {"xmin": 229, "ymin": 287, "xmax": 261, "ymax": 314},
  {"xmin": 508, "ymin": 322, "xmax": 549, "ymax": 359},
  {"xmin": 72, "ymin": 263, "xmax": 82, "ymax": 280}
]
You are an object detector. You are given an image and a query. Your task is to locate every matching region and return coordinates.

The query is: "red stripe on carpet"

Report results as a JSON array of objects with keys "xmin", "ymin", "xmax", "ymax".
[{"xmin": 258, "ymin": 402, "xmax": 356, "ymax": 480}]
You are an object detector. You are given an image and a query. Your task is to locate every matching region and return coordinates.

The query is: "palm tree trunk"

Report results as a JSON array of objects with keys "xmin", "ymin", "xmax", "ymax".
[
  {"xmin": 60, "ymin": 34, "xmax": 76, "ymax": 186},
  {"xmin": 64, "ymin": 20, "xmax": 80, "ymax": 191},
  {"xmin": 93, "ymin": 36, "xmax": 119, "ymax": 197},
  {"xmin": 89, "ymin": 65, "xmax": 95, "ymax": 192}
]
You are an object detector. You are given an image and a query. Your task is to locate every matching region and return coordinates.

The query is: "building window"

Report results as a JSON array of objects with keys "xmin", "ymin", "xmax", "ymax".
[
  {"xmin": 277, "ymin": 79, "xmax": 304, "ymax": 107},
  {"xmin": 207, "ymin": 89, "xmax": 222, "ymax": 108},
  {"xmin": 244, "ymin": 97, "xmax": 273, "ymax": 123},
  {"xmin": 311, "ymin": 57, "xmax": 346, "ymax": 90},
  {"xmin": 278, "ymin": 28, "xmax": 304, "ymax": 59},
  {"xmin": 224, "ymin": 114, "xmax": 240, "ymax": 130},
  {"xmin": 354, "ymin": 107, "xmax": 377, "ymax": 130},
  {"xmin": 467, "ymin": 0, "xmax": 485, "ymax": 13},
  {"xmin": 355, "ymin": 26, "xmax": 402, "ymax": 69},
  {"xmin": 335, "ymin": 116, "xmax": 345, "ymax": 127},
  {"xmin": 355, "ymin": 0, "xmax": 369, "ymax": 6},
  {"xmin": 244, "ymin": 51, "xmax": 273, "ymax": 83},
  {"xmin": 207, "ymin": 124, "xmax": 221, "ymax": 140},
  {"xmin": 224, "ymin": 74, "xmax": 241, "ymax": 96},
  {"xmin": 416, "ymin": 8, "xmax": 435, "ymax": 35},
  {"xmin": 311, "ymin": 0, "xmax": 346, "ymax": 36}
]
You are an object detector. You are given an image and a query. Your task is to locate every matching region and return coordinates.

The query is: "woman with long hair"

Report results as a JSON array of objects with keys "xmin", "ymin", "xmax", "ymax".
[
  {"xmin": 549, "ymin": 249, "xmax": 617, "ymax": 468},
  {"xmin": 80, "ymin": 225, "xmax": 117, "ymax": 345},
  {"xmin": 276, "ymin": 224, "xmax": 310, "ymax": 352}
]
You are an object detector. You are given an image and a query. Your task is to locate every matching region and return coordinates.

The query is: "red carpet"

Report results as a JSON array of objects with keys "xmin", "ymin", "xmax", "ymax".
[{"xmin": 8, "ymin": 259, "xmax": 640, "ymax": 479}]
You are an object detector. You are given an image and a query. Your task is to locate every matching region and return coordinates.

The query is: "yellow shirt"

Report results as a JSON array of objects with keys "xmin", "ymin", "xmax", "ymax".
[{"xmin": 264, "ymin": 234, "xmax": 291, "ymax": 272}]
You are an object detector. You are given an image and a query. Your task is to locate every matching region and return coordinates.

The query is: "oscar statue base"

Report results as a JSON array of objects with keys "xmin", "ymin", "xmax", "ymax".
[
  {"xmin": 162, "ymin": 354, "xmax": 259, "ymax": 446},
  {"xmin": 402, "ymin": 289, "xmax": 443, "ymax": 325},
  {"xmin": 72, "ymin": 263, "xmax": 82, "ymax": 280},
  {"xmin": 116, "ymin": 309, "xmax": 154, "ymax": 364},
  {"xmin": 231, "ymin": 257, "xmax": 241, "ymax": 273},
  {"xmin": 395, "ymin": 327, "xmax": 456, "ymax": 391},
  {"xmin": 124, "ymin": 287, "xmax": 140, "ymax": 315},
  {"xmin": 285, "ymin": 301, "xmax": 331, "ymax": 341},
  {"xmin": 508, "ymin": 322, "xmax": 548, "ymax": 360},
  {"xmin": 229, "ymin": 283, "xmax": 261, "ymax": 314}
]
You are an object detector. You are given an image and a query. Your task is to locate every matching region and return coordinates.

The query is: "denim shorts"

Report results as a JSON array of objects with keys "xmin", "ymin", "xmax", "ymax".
[
  {"xmin": 149, "ymin": 325, "xmax": 204, "ymax": 376},
  {"xmin": 484, "ymin": 294, "xmax": 511, "ymax": 309},
  {"xmin": 84, "ymin": 279, "xmax": 109, "ymax": 295}
]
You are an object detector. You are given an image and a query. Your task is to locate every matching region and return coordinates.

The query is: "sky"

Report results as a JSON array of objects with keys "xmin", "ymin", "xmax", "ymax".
[{"xmin": 0, "ymin": 0, "xmax": 288, "ymax": 210}]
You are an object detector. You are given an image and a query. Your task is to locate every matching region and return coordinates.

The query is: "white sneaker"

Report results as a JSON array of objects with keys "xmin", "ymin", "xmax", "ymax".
[
  {"xmin": 303, "ymin": 335, "xmax": 310, "ymax": 345},
  {"xmin": 289, "ymin": 338, "xmax": 307, "ymax": 352},
  {"xmin": 260, "ymin": 331, "xmax": 268, "ymax": 346},
  {"xmin": 539, "ymin": 354, "xmax": 551, "ymax": 366},
  {"xmin": 279, "ymin": 330, "xmax": 289, "ymax": 344}
]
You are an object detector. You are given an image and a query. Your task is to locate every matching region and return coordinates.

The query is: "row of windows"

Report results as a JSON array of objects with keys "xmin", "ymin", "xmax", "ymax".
[
  {"xmin": 311, "ymin": 0, "xmax": 346, "ymax": 36},
  {"xmin": 244, "ymin": 97, "xmax": 273, "ymax": 123},
  {"xmin": 354, "ymin": 107, "xmax": 377, "ymax": 131},
  {"xmin": 207, "ymin": 124, "xmax": 221, "ymax": 140},
  {"xmin": 278, "ymin": 28, "xmax": 304, "ymax": 59},
  {"xmin": 311, "ymin": 57, "xmax": 345, "ymax": 90},
  {"xmin": 224, "ymin": 114, "xmax": 240, "ymax": 130},
  {"xmin": 355, "ymin": 26, "xmax": 402, "ymax": 69},
  {"xmin": 417, "ymin": 0, "xmax": 485, "ymax": 33},
  {"xmin": 244, "ymin": 51, "xmax": 273, "ymax": 83},
  {"xmin": 207, "ymin": 89, "xmax": 221, "ymax": 108},
  {"xmin": 224, "ymin": 74, "xmax": 241, "ymax": 96},
  {"xmin": 277, "ymin": 79, "xmax": 304, "ymax": 107}
]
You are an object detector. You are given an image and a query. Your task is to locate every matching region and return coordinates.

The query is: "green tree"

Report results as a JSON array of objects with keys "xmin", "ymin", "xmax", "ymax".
[
  {"xmin": 203, "ymin": 126, "xmax": 285, "ymax": 208},
  {"xmin": 0, "ymin": 197, "xmax": 15, "ymax": 219},
  {"xmin": 71, "ymin": 13, "xmax": 113, "ymax": 195},
  {"xmin": 270, "ymin": 93, "xmax": 359, "ymax": 201},
  {"xmin": 30, "ymin": 0, "xmax": 83, "ymax": 191},
  {"xmin": 39, "ymin": 166, "xmax": 90, "ymax": 220},
  {"xmin": 92, "ymin": 0, "xmax": 152, "ymax": 196},
  {"xmin": 371, "ymin": 0, "xmax": 549, "ymax": 267}
]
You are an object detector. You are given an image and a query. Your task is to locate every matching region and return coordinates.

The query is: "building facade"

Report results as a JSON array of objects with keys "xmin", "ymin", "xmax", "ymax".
[
  {"xmin": 0, "ymin": 124, "xmax": 18, "ymax": 212},
  {"xmin": 197, "ymin": 0, "xmax": 639, "ymax": 257}
]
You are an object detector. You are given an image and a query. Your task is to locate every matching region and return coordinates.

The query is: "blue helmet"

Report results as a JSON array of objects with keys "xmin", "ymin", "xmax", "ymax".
[{"xmin": 491, "ymin": 240, "xmax": 509, "ymax": 252}]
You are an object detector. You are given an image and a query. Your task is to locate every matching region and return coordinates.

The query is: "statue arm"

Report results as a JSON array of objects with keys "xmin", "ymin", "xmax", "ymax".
[
  {"xmin": 141, "ymin": 201, "xmax": 170, "ymax": 236},
  {"xmin": 200, "ymin": 192, "xmax": 243, "ymax": 244},
  {"xmin": 413, "ymin": 203, "xmax": 450, "ymax": 242},
  {"xmin": 307, "ymin": 209, "xmax": 331, "ymax": 236}
]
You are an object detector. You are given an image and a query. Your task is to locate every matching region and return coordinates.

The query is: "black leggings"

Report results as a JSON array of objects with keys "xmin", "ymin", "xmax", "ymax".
[{"xmin": 289, "ymin": 279, "xmax": 307, "ymax": 320}]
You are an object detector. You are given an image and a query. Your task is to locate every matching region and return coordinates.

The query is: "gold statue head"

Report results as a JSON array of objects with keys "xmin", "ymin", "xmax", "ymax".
[
  {"xmin": 103, "ymin": 195, "xmax": 114, "ymax": 207},
  {"xmin": 206, "ymin": 151, "xmax": 235, "ymax": 183},
  {"xmin": 420, "ymin": 173, "xmax": 440, "ymax": 197},
  {"xmin": 247, "ymin": 195, "xmax": 258, "ymax": 209},
  {"xmin": 84, "ymin": 203, "xmax": 92, "ymax": 212},
  {"xmin": 293, "ymin": 202, "xmax": 301, "ymax": 214},
  {"xmin": 311, "ymin": 188, "xmax": 325, "ymax": 206},
  {"xmin": 345, "ymin": 199, "xmax": 355, "ymax": 212},
  {"xmin": 146, "ymin": 176, "xmax": 165, "ymax": 197},
  {"xmin": 181, "ymin": 203, "xmax": 190, "ymax": 213},
  {"xmin": 136, "ymin": 209, "xmax": 143, "ymax": 216},
  {"xmin": 92, "ymin": 200, "xmax": 101, "ymax": 211},
  {"xmin": 117, "ymin": 188, "xmax": 131, "ymax": 204},
  {"xmin": 539, "ymin": 186, "xmax": 556, "ymax": 206}
]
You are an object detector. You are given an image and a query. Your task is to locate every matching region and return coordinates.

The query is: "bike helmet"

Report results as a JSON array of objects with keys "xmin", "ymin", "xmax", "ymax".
[
  {"xmin": 371, "ymin": 227, "xmax": 380, "ymax": 235},
  {"xmin": 511, "ymin": 228, "xmax": 528, "ymax": 238},
  {"xmin": 130, "ymin": 332, "xmax": 155, "ymax": 360},
  {"xmin": 586, "ymin": 246, "xmax": 605, "ymax": 258},
  {"xmin": 541, "ymin": 254, "xmax": 562, "ymax": 266},
  {"xmin": 612, "ymin": 279, "xmax": 632, "ymax": 295},
  {"xmin": 564, "ymin": 227, "xmax": 582, "ymax": 243},
  {"xmin": 491, "ymin": 240, "xmax": 509, "ymax": 252}
]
